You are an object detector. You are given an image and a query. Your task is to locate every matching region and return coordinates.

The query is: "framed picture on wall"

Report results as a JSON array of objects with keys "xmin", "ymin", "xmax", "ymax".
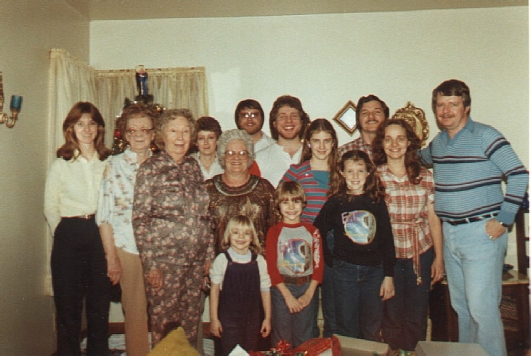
[{"xmin": 333, "ymin": 100, "xmax": 357, "ymax": 135}]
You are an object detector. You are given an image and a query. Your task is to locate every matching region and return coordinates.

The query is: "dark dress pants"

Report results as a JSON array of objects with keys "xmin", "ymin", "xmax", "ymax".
[{"xmin": 51, "ymin": 217, "xmax": 111, "ymax": 355}]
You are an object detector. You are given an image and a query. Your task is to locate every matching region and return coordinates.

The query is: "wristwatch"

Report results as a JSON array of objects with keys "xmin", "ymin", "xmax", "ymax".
[{"xmin": 499, "ymin": 221, "xmax": 510, "ymax": 228}]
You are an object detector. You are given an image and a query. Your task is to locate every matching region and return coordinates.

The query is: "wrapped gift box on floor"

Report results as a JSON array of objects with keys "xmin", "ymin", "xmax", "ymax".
[
  {"xmin": 334, "ymin": 335, "xmax": 389, "ymax": 356},
  {"xmin": 290, "ymin": 336, "xmax": 341, "ymax": 356},
  {"xmin": 415, "ymin": 341, "xmax": 488, "ymax": 355}
]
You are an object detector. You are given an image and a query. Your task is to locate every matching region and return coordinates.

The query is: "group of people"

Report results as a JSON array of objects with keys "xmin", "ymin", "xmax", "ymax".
[{"xmin": 44, "ymin": 78, "xmax": 528, "ymax": 356}]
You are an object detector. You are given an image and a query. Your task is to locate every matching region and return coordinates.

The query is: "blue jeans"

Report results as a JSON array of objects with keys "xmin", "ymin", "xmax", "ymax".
[
  {"xmin": 333, "ymin": 259, "xmax": 384, "ymax": 341},
  {"xmin": 271, "ymin": 283, "xmax": 316, "ymax": 348},
  {"xmin": 443, "ymin": 220, "xmax": 507, "ymax": 356},
  {"xmin": 321, "ymin": 264, "xmax": 337, "ymax": 337},
  {"xmin": 382, "ymin": 248, "xmax": 433, "ymax": 351}
]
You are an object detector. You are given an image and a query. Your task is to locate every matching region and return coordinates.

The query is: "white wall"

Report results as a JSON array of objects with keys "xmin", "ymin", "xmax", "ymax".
[
  {"xmin": 0, "ymin": 1, "xmax": 90, "ymax": 353},
  {"xmin": 91, "ymin": 6, "xmax": 529, "ymax": 266}
]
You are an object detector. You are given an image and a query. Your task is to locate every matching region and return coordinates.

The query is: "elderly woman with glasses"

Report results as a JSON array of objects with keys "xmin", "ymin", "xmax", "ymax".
[
  {"xmin": 206, "ymin": 129, "xmax": 278, "ymax": 254},
  {"xmin": 96, "ymin": 103, "xmax": 157, "ymax": 356},
  {"xmin": 132, "ymin": 108, "xmax": 214, "ymax": 349},
  {"xmin": 206, "ymin": 129, "xmax": 278, "ymax": 353}
]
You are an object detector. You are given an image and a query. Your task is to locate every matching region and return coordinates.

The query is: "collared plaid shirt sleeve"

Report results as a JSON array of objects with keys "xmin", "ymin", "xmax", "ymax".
[
  {"xmin": 378, "ymin": 165, "xmax": 434, "ymax": 259},
  {"xmin": 338, "ymin": 137, "xmax": 373, "ymax": 159}
]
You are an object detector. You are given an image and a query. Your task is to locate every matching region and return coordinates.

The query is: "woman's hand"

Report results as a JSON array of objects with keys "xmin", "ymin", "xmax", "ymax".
[
  {"xmin": 146, "ymin": 269, "xmax": 163, "ymax": 293},
  {"xmin": 210, "ymin": 319, "xmax": 223, "ymax": 338},
  {"xmin": 486, "ymin": 218, "xmax": 507, "ymax": 240},
  {"xmin": 380, "ymin": 276, "xmax": 395, "ymax": 301},
  {"xmin": 106, "ymin": 255, "xmax": 122, "ymax": 286},
  {"xmin": 431, "ymin": 256, "xmax": 445, "ymax": 284},
  {"xmin": 261, "ymin": 318, "xmax": 271, "ymax": 338}
]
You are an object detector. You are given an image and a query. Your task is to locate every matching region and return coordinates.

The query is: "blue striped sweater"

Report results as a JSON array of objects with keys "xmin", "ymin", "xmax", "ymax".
[{"xmin": 420, "ymin": 118, "xmax": 528, "ymax": 225}]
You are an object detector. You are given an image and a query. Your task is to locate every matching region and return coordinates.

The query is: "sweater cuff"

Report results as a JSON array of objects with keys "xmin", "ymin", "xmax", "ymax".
[{"xmin": 497, "ymin": 210, "xmax": 516, "ymax": 226}]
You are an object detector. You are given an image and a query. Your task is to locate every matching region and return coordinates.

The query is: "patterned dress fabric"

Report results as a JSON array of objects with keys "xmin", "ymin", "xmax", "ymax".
[
  {"xmin": 206, "ymin": 174, "xmax": 278, "ymax": 254},
  {"xmin": 132, "ymin": 151, "xmax": 214, "ymax": 347}
]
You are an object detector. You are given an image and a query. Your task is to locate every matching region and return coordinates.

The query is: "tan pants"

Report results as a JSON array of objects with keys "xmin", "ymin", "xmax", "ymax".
[{"xmin": 117, "ymin": 248, "xmax": 149, "ymax": 356}]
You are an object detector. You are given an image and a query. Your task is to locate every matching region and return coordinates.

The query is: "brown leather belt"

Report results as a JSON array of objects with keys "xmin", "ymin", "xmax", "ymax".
[
  {"xmin": 64, "ymin": 214, "xmax": 95, "ymax": 220},
  {"xmin": 282, "ymin": 275, "xmax": 311, "ymax": 285}
]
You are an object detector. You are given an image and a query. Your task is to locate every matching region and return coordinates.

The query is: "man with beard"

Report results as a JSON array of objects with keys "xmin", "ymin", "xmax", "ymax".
[
  {"xmin": 235, "ymin": 99, "xmax": 275, "ymax": 154},
  {"xmin": 255, "ymin": 95, "xmax": 311, "ymax": 187},
  {"xmin": 338, "ymin": 95, "xmax": 389, "ymax": 159}
]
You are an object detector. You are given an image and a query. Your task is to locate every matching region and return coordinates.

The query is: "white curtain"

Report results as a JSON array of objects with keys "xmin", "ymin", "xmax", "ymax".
[{"xmin": 46, "ymin": 49, "xmax": 208, "ymax": 294}]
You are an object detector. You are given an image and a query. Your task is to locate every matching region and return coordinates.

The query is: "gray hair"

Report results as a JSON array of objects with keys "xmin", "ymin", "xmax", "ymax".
[
  {"xmin": 155, "ymin": 108, "xmax": 195, "ymax": 150},
  {"xmin": 217, "ymin": 129, "xmax": 255, "ymax": 169}
]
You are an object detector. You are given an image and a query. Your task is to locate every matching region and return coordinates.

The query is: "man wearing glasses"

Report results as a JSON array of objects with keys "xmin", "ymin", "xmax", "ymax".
[{"xmin": 235, "ymin": 99, "xmax": 275, "ymax": 154}]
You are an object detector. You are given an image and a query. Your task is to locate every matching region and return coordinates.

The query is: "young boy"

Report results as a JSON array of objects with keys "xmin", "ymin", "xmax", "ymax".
[{"xmin": 265, "ymin": 181, "xmax": 324, "ymax": 348}]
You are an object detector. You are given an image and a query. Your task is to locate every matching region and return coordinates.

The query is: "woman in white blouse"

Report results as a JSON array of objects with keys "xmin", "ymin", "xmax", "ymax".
[
  {"xmin": 96, "ymin": 103, "xmax": 157, "ymax": 356},
  {"xmin": 44, "ymin": 102, "xmax": 112, "ymax": 355}
]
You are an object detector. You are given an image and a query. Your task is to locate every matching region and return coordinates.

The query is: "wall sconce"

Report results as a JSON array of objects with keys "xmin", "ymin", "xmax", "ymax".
[{"xmin": 0, "ymin": 72, "xmax": 23, "ymax": 128}]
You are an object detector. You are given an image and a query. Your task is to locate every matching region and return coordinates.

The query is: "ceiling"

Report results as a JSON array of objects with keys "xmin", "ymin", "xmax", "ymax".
[{"xmin": 66, "ymin": 0, "xmax": 527, "ymax": 21}]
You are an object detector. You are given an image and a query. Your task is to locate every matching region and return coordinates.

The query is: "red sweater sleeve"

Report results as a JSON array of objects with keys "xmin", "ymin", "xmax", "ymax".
[{"xmin": 265, "ymin": 224, "xmax": 284, "ymax": 286}]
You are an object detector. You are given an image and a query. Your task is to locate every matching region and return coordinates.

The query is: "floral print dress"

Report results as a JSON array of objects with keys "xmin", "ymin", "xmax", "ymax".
[{"xmin": 132, "ymin": 151, "xmax": 214, "ymax": 347}]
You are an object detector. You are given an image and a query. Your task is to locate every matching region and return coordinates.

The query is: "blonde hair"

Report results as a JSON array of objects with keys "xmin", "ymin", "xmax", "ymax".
[{"xmin": 221, "ymin": 215, "xmax": 262, "ymax": 255}]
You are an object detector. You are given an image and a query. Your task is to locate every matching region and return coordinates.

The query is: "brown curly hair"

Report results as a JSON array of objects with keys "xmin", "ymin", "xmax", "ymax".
[
  {"xmin": 269, "ymin": 95, "xmax": 310, "ymax": 140},
  {"xmin": 328, "ymin": 149, "xmax": 385, "ymax": 202},
  {"xmin": 372, "ymin": 119, "xmax": 423, "ymax": 184}
]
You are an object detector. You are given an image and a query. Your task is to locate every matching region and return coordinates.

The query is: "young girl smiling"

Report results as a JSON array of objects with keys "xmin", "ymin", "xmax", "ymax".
[
  {"xmin": 314, "ymin": 150, "xmax": 396, "ymax": 341},
  {"xmin": 209, "ymin": 215, "xmax": 271, "ymax": 355}
]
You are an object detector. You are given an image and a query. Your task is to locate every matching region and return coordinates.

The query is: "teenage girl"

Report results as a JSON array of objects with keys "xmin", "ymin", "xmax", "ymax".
[
  {"xmin": 281, "ymin": 118, "xmax": 338, "ymax": 337},
  {"xmin": 209, "ymin": 215, "xmax": 271, "ymax": 355},
  {"xmin": 314, "ymin": 149, "xmax": 396, "ymax": 341}
]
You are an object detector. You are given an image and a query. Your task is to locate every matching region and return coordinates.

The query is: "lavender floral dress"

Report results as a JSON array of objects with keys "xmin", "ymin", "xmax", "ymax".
[{"xmin": 133, "ymin": 151, "xmax": 214, "ymax": 347}]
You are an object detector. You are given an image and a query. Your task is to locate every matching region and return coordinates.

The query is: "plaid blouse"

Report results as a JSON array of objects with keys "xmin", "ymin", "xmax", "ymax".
[{"xmin": 377, "ymin": 164, "xmax": 434, "ymax": 284}]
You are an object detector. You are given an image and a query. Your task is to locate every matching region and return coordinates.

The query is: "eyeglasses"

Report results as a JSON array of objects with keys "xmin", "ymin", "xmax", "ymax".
[
  {"xmin": 225, "ymin": 150, "xmax": 249, "ymax": 158},
  {"xmin": 125, "ymin": 128, "xmax": 153, "ymax": 135},
  {"xmin": 239, "ymin": 112, "xmax": 260, "ymax": 119}
]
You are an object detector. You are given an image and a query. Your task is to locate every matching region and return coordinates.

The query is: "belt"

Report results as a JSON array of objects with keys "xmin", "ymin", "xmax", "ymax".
[
  {"xmin": 64, "ymin": 214, "xmax": 95, "ymax": 220},
  {"xmin": 446, "ymin": 213, "xmax": 496, "ymax": 226},
  {"xmin": 282, "ymin": 275, "xmax": 311, "ymax": 285}
]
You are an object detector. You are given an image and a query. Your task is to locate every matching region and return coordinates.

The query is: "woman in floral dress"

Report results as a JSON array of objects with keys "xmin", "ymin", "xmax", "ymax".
[{"xmin": 132, "ymin": 108, "xmax": 214, "ymax": 348}]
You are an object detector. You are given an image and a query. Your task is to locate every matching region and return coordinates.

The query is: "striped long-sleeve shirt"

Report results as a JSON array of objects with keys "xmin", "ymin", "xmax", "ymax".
[
  {"xmin": 420, "ymin": 117, "xmax": 528, "ymax": 225},
  {"xmin": 281, "ymin": 161, "xmax": 329, "ymax": 223}
]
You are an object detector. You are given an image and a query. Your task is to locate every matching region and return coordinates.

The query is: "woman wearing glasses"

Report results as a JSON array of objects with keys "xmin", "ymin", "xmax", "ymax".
[
  {"xmin": 206, "ymin": 129, "xmax": 278, "ymax": 353},
  {"xmin": 206, "ymin": 129, "xmax": 278, "ymax": 254},
  {"xmin": 96, "ymin": 103, "xmax": 157, "ymax": 355},
  {"xmin": 132, "ymin": 108, "xmax": 214, "ymax": 348}
]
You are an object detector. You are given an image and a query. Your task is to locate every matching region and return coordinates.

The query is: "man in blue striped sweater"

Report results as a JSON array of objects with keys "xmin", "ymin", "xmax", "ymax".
[{"xmin": 420, "ymin": 79, "xmax": 528, "ymax": 356}]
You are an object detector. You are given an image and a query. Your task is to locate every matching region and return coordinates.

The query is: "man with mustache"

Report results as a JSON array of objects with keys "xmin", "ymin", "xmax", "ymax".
[
  {"xmin": 235, "ymin": 99, "xmax": 275, "ymax": 154},
  {"xmin": 338, "ymin": 95, "xmax": 389, "ymax": 159},
  {"xmin": 255, "ymin": 95, "xmax": 310, "ymax": 187},
  {"xmin": 420, "ymin": 79, "xmax": 528, "ymax": 356}
]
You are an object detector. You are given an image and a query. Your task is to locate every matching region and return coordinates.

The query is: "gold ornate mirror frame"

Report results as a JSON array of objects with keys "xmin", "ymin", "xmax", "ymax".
[
  {"xmin": 392, "ymin": 101, "xmax": 429, "ymax": 147},
  {"xmin": 333, "ymin": 100, "xmax": 357, "ymax": 135}
]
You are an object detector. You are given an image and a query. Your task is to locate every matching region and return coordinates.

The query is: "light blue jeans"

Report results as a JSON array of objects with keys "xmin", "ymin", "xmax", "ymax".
[{"xmin": 443, "ymin": 219, "xmax": 507, "ymax": 356}]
